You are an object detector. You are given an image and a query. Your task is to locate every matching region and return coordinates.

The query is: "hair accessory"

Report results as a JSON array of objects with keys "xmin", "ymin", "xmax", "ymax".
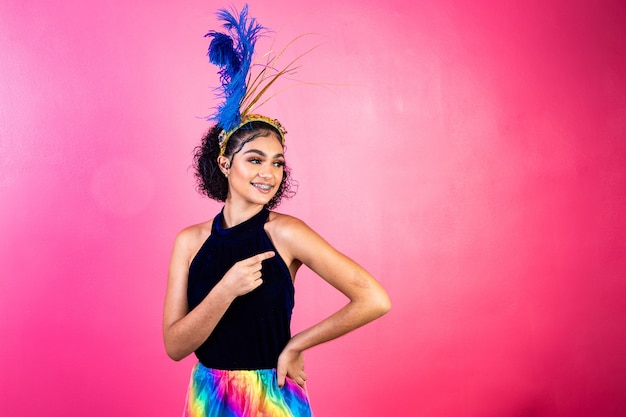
[
  {"xmin": 205, "ymin": 4, "xmax": 307, "ymax": 156},
  {"xmin": 217, "ymin": 113, "xmax": 287, "ymax": 156}
]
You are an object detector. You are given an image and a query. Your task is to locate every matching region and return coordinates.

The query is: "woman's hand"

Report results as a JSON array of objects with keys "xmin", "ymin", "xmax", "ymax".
[
  {"xmin": 277, "ymin": 344, "xmax": 307, "ymax": 388},
  {"xmin": 218, "ymin": 251, "xmax": 275, "ymax": 298}
]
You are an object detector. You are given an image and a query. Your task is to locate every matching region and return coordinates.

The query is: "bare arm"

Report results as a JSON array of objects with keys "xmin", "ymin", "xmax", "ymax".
[
  {"xmin": 162, "ymin": 225, "xmax": 275, "ymax": 361},
  {"xmin": 269, "ymin": 215, "xmax": 391, "ymax": 386}
]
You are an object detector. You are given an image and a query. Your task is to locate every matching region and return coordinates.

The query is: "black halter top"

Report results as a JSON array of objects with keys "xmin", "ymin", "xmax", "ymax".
[{"xmin": 187, "ymin": 208, "xmax": 294, "ymax": 370}]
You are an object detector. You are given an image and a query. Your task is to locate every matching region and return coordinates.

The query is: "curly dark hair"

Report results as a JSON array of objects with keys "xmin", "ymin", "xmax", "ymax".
[{"xmin": 193, "ymin": 121, "xmax": 295, "ymax": 209}]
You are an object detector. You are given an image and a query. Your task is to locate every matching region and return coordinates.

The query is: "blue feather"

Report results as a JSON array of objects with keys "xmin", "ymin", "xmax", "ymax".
[
  {"xmin": 207, "ymin": 32, "xmax": 240, "ymax": 73},
  {"xmin": 205, "ymin": 4, "xmax": 265, "ymax": 132}
]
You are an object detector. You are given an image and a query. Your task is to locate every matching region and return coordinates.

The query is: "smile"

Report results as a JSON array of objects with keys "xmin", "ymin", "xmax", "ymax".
[{"xmin": 252, "ymin": 183, "xmax": 274, "ymax": 191}]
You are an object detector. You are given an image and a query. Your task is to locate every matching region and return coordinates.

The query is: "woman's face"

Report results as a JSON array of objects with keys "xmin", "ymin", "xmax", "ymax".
[{"xmin": 226, "ymin": 133, "xmax": 285, "ymax": 207}]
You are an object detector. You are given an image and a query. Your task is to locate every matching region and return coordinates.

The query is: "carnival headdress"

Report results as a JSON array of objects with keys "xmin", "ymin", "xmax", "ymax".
[{"xmin": 206, "ymin": 4, "xmax": 302, "ymax": 156}]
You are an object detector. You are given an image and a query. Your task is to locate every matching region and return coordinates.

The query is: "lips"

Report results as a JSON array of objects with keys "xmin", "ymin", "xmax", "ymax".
[{"xmin": 252, "ymin": 182, "xmax": 274, "ymax": 192}]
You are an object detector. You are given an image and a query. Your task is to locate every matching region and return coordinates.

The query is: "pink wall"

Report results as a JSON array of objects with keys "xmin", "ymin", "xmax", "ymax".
[{"xmin": 2, "ymin": 0, "xmax": 625, "ymax": 416}]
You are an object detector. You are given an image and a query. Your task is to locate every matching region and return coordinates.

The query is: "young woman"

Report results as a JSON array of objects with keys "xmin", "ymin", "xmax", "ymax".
[{"xmin": 162, "ymin": 116, "xmax": 391, "ymax": 416}]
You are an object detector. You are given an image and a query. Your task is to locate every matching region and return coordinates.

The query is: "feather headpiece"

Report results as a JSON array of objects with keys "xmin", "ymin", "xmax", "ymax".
[{"xmin": 205, "ymin": 4, "xmax": 309, "ymax": 156}]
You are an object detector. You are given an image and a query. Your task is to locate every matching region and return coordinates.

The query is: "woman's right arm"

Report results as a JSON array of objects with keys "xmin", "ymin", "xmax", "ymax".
[{"xmin": 162, "ymin": 226, "xmax": 275, "ymax": 361}]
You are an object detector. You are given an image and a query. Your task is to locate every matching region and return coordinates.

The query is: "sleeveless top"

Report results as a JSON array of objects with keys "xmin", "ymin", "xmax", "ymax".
[{"xmin": 187, "ymin": 208, "xmax": 295, "ymax": 370}]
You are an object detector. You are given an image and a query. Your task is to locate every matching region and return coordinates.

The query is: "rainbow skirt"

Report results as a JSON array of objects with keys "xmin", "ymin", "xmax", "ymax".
[{"xmin": 184, "ymin": 363, "xmax": 313, "ymax": 417}]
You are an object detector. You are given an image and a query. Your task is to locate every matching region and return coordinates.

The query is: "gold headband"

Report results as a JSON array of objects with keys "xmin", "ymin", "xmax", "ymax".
[{"xmin": 218, "ymin": 114, "xmax": 287, "ymax": 156}]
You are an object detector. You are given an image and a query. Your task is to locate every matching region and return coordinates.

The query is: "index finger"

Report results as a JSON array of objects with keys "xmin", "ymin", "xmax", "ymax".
[{"xmin": 247, "ymin": 251, "xmax": 275, "ymax": 264}]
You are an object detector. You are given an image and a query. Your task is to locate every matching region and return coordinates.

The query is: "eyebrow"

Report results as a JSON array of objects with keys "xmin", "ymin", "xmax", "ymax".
[{"xmin": 243, "ymin": 149, "xmax": 284, "ymax": 159}]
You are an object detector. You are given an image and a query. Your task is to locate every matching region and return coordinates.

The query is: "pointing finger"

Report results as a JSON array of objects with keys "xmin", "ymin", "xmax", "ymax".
[{"xmin": 249, "ymin": 251, "xmax": 275, "ymax": 264}]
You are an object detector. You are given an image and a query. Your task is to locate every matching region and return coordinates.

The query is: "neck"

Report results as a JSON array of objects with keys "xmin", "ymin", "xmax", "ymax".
[{"xmin": 221, "ymin": 200, "xmax": 264, "ymax": 228}]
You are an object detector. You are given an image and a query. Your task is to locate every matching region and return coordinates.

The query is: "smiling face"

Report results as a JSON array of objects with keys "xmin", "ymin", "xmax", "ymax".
[{"xmin": 221, "ymin": 133, "xmax": 285, "ymax": 208}]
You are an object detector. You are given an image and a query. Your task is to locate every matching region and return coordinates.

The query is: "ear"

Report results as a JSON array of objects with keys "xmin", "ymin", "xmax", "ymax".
[{"xmin": 217, "ymin": 156, "xmax": 231, "ymax": 176}]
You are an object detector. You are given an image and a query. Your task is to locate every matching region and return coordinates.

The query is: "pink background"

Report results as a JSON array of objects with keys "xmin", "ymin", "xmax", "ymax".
[{"xmin": 2, "ymin": 0, "xmax": 626, "ymax": 416}]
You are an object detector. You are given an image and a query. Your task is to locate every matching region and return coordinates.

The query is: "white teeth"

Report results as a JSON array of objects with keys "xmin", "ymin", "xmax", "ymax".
[{"xmin": 254, "ymin": 183, "xmax": 272, "ymax": 190}]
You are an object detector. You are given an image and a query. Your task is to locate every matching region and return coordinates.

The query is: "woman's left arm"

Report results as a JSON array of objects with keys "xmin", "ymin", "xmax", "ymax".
[{"xmin": 272, "ymin": 215, "xmax": 391, "ymax": 387}]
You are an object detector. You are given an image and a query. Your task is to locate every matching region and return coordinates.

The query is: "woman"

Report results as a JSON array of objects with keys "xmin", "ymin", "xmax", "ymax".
[{"xmin": 163, "ymin": 6, "xmax": 390, "ymax": 416}]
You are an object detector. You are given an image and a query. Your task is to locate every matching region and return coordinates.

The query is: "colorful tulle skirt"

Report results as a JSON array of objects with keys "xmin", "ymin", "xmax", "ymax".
[{"xmin": 184, "ymin": 363, "xmax": 313, "ymax": 417}]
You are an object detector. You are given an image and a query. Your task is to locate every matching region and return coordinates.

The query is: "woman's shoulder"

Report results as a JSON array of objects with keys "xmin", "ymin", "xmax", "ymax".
[
  {"xmin": 266, "ymin": 211, "xmax": 307, "ymax": 232},
  {"xmin": 174, "ymin": 219, "xmax": 214, "ymax": 255},
  {"xmin": 265, "ymin": 211, "xmax": 314, "ymax": 268},
  {"xmin": 265, "ymin": 211, "xmax": 319, "ymax": 243},
  {"xmin": 265, "ymin": 210, "xmax": 339, "ymax": 268}
]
